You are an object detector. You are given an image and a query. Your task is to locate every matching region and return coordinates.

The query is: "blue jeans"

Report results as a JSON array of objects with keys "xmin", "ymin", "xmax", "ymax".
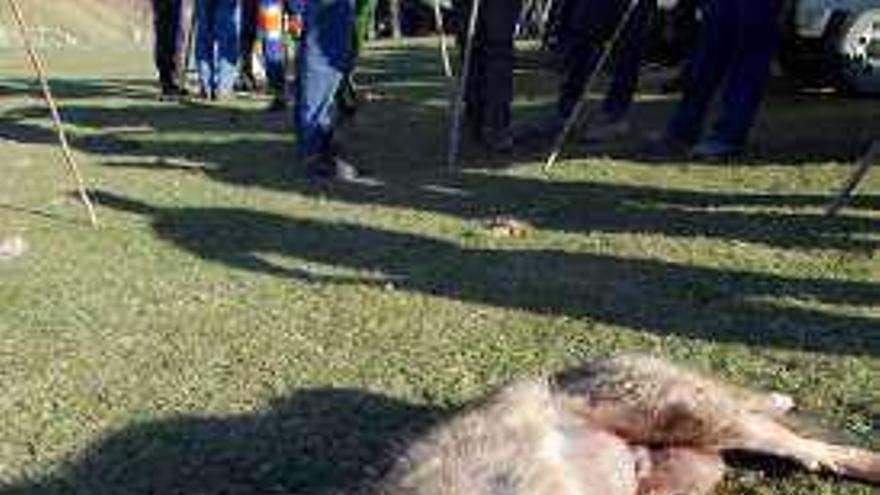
[
  {"xmin": 557, "ymin": 0, "xmax": 656, "ymax": 121},
  {"xmin": 294, "ymin": 0, "xmax": 355, "ymax": 157},
  {"xmin": 195, "ymin": 0, "xmax": 242, "ymax": 96},
  {"xmin": 665, "ymin": 0, "xmax": 781, "ymax": 146},
  {"xmin": 152, "ymin": 0, "xmax": 185, "ymax": 89}
]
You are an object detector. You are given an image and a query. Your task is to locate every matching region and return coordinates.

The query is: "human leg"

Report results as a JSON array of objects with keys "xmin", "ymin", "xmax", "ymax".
[
  {"xmin": 664, "ymin": 0, "xmax": 736, "ymax": 145},
  {"xmin": 701, "ymin": 0, "xmax": 782, "ymax": 152},
  {"xmin": 294, "ymin": 0, "xmax": 358, "ymax": 177},
  {"xmin": 214, "ymin": 0, "xmax": 242, "ymax": 97},
  {"xmin": 195, "ymin": 0, "xmax": 217, "ymax": 96}
]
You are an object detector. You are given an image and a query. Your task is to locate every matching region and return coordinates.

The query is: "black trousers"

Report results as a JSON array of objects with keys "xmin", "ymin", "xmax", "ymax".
[
  {"xmin": 455, "ymin": 0, "xmax": 522, "ymax": 134},
  {"xmin": 152, "ymin": 0, "xmax": 185, "ymax": 89}
]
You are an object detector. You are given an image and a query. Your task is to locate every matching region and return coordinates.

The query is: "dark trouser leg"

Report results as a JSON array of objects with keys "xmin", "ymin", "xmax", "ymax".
[
  {"xmin": 478, "ymin": 0, "xmax": 520, "ymax": 134},
  {"xmin": 664, "ymin": 0, "xmax": 736, "ymax": 144},
  {"xmin": 453, "ymin": 0, "xmax": 486, "ymax": 135},
  {"xmin": 556, "ymin": 0, "xmax": 623, "ymax": 118},
  {"xmin": 708, "ymin": 0, "xmax": 781, "ymax": 146},
  {"xmin": 600, "ymin": 0, "xmax": 656, "ymax": 122},
  {"xmin": 454, "ymin": 0, "xmax": 519, "ymax": 137},
  {"xmin": 153, "ymin": 0, "xmax": 184, "ymax": 89},
  {"xmin": 261, "ymin": 0, "xmax": 287, "ymax": 95},
  {"xmin": 240, "ymin": 0, "xmax": 260, "ymax": 86},
  {"xmin": 295, "ymin": 0, "xmax": 356, "ymax": 157}
]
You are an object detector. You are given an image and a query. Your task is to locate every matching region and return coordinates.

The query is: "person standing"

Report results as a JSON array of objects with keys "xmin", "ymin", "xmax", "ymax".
[
  {"xmin": 238, "ymin": 0, "xmax": 261, "ymax": 92},
  {"xmin": 195, "ymin": 0, "xmax": 242, "ymax": 99},
  {"xmin": 259, "ymin": 0, "xmax": 298, "ymax": 111},
  {"xmin": 520, "ymin": 0, "xmax": 657, "ymax": 143},
  {"xmin": 294, "ymin": 0, "xmax": 361, "ymax": 180},
  {"xmin": 660, "ymin": 0, "xmax": 783, "ymax": 158},
  {"xmin": 454, "ymin": 0, "xmax": 522, "ymax": 153},
  {"xmin": 151, "ymin": 0, "xmax": 187, "ymax": 99}
]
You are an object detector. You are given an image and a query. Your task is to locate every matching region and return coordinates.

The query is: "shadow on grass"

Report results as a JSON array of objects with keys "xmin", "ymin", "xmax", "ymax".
[
  {"xmin": 0, "ymin": 78, "xmax": 159, "ymax": 101},
  {"xmin": 93, "ymin": 190, "xmax": 880, "ymax": 357},
  {"xmin": 0, "ymin": 388, "xmax": 441, "ymax": 495},
  {"xmin": 1, "ymin": 95, "xmax": 876, "ymax": 253}
]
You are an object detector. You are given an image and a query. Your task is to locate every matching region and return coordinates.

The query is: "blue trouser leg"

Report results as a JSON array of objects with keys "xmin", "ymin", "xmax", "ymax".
[
  {"xmin": 260, "ymin": 0, "xmax": 287, "ymax": 95},
  {"xmin": 196, "ymin": 0, "xmax": 241, "ymax": 95},
  {"xmin": 195, "ymin": 0, "xmax": 216, "ymax": 93},
  {"xmin": 709, "ymin": 0, "xmax": 781, "ymax": 146},
  {"xmin": 152, "ymin": 0, "xmax": 184, "ymax": 89},
  {"xmin": 600, "ymin": 0, "xmax": 656, "ymax": 122},
  {"xmin": 294, "ymin": 0, "xmax": 355, "ymax": 157},
  {"xmin": 665, "ymin": 0, "xmax": 736, "ymax": 143},
  {"xmin": 214, "ymin": 0, "xmax": 242, "ymax": 94}
]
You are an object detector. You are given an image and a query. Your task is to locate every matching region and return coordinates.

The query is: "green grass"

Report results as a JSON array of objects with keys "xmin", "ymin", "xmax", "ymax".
[{"xmin": 0, "ymin": 39, "xmax": 878, "ymax": 494}]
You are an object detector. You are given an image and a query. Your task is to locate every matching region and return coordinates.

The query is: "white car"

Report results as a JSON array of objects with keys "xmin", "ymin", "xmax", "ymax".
[
  {"xmin": 783, "ymin": 0, "xmax": 880, "ymax": 94},
  {"xmin": 653, "ymin": 0, "xmax": 880, "ymax": 94}
]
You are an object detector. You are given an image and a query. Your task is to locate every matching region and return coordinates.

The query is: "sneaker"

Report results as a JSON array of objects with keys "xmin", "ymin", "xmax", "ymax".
[
  {"xmin": 691, "ymin": 138, "xmax": 742, "ymax": 160},
  {"xmin": 580, "ymin": 117, "xmax": 631, "ymax": 143},
  {"xmin": 305, "ymin": 153, "xmax": 361, "ymax": 182}
]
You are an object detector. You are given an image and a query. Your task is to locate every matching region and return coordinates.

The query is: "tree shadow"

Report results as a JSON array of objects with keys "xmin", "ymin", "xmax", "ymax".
[
  {"xmin": 92, "ymin": 190, "xmax": 880, "ymax": 357},
  {"xmin": 0, "ymin": 387, "xmax": 441, "ymax": 495}
]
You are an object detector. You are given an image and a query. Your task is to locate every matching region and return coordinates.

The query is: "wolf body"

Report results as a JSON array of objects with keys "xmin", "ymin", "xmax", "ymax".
[{"xmin": 376, "ymin": 354, "xmax": 880, "ymax": 495}]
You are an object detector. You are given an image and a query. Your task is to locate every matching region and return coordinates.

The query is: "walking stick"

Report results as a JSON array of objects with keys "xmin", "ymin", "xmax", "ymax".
[
  {"xmin": 447, "ymin": 0, "xmax": 482, "ymax": 169},
  {"xmin": 6, "ymin": 0, "xmax": 98, "ymax": 227},
  {"xmin": 825, "ymin": 140, "xmax": 878, "ymax": 217},
  {"xmin": 544, "ymin": 0, "xmax": 640, "ymax": 171},
  {"xmin": 434, "ymin": 0, "xmax": 453, "ymax": 78}
]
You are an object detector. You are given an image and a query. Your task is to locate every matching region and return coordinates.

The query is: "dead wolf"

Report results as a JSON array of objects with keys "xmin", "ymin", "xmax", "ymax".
[{"xmin": 374, "ymin": 354, "xmax": 880, "ymax": 494}]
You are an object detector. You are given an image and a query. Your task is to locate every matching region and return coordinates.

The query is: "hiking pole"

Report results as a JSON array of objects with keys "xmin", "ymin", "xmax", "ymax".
[
  {"xmin": 447, "ymin": 0, "xmax": 482, "ymax": 169},
  {"xmin": 6, "ymin": 0, "xmax": 98, "ymax": 227},
  {"xmin": 544, "ymin": 0, "xmax": 641, "ymax": 171},
  {"xmin": 825, "ymin": 140, "xmax": 878, "ymax": 217},
  {"xmin": 433, "ymin": 0, "xmax": 453, "ymax": 77}
]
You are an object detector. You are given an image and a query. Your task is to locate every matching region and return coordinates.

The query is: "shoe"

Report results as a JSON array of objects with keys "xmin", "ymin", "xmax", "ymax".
[
  {"xmin": 691, "ymin": 138, "xmax": 742, "ymax": 160},
  {"xmin": 639, "ymin": 134, "xmax": 691, "ymax": 161},
  {"xmin": 266, "ymin": 96, "xmax": 288, "ymax": 112},
  {"xmin": 481, "ymin": 126, "xmax": 514, "ymax": 154},
  {"xmin": 514, "ymin": 112, "xmax": 565, "ymax": 145},
  {"xmin": 305, "ymin": 152, "xmax": 361, "ymax": 182},
  {"xmin": 196, "ymin": 87, "xmax": 213, "ymax": 100},
  {"xmin": 213, "ymin": 89, "xmax": 235, "ymax": 101},
  {"xmin": 235, "ymin": 73, "xmax": 258, "ymax": 93},
  {"xmin": 580, "ymin": 117, "xmax": 631, "ymax": 143},
  {"xmin": 159, "ymin": 84, "xmax": 188, "ymax": 101}
]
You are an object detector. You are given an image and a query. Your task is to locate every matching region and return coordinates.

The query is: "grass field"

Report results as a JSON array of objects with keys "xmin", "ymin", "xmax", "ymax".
[{"xmin": 0, "ymin": 40, "xmax": 878, "ymax": 494}]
